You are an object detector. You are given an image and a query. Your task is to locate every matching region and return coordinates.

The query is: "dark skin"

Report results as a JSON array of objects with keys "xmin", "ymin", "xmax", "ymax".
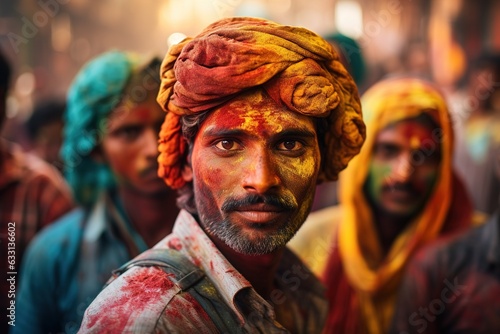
[
  {"xmin": 99, "ymin": 95, "xmax": 180, "ymax": 248},
  {"xmin": 184, "ymin": 89, "xmax": 321, "ymax": 333},
  {"xmin": 118, "ymin": 186, "xmax": 178, "ymax": 247},
  {"xmin": 364, "ymin": 118, "xmax": 441, "ymax": 255}
]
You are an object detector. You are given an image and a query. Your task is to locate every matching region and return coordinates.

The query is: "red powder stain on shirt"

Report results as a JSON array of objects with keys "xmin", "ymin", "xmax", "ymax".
[
  {"xmin": 210, "ymin": 261, "xmax": 214, "ymax": 270},
  {"xmin": 162, "ymin": 292, "xmax": 213, "ymax": 328},
  {"xmin": 167, "ymin": 237, "xmax": 183, "ymax": 250},
  {"xmin": 192, "ymin": 257, "xmax": 201, "ymax": 267},
  {"xmin": 85, "ymin": 267, "xmax": 175, "ymax": 332}
]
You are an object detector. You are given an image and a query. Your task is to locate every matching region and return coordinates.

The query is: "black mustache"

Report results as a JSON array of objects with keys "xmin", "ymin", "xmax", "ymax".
[
  {"xmin": 221, "ymin": 194, "xmax": 296, "ymax": 212},
  {"xmin": 139, "ymin": 165, "xmax": 159, "ymax": 178}
]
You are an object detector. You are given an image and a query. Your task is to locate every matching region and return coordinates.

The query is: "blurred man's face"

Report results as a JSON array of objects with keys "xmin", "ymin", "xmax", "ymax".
[
  {"xmin": 33, "ymin": 120, "xmax": 64, "ymax": 169},
  {"xmin": 364, "ymin": 118, "xmax": 441, "ymax": 219},
  {"xmin": 187, "ymin": 88, "xmax": 321, "ymax": 255},
  {"xmin": 101, "ymin": 94, "xmax": 168, "ymax": 196}
]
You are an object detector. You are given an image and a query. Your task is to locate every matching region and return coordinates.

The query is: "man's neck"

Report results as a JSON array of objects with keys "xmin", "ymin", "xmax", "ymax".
[
  {"xmin": 210, "ymin": 235, "xmax": 284, "ymax": 299},
  {"xmin": 373, "ymin": 209, "xmax": 413, "ymax": 256},
  {"xmin": 118, "ymin": 188, "xmax": 179, "ymax": 247}
]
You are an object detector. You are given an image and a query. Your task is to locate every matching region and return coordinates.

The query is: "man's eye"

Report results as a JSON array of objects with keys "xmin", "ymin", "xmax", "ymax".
[
  {"xmin": 374, "ymin": 144, "xmax": 399, "ymax": 159},
  {"xmin": 114, "ymin": 126, "xmax": 142, "ymax": 140},
  {"xmin": 215, "ymin": 140, "xmax": 241, "ymax": 151},
  {"xmin": 277, "ymin": 140, "xmax": 302, "ymax": 151}
]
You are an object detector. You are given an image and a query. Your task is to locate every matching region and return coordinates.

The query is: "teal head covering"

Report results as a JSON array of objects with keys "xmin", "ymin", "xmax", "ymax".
[
  {"xmin": 61, "ymin": 51, "xmax": 142, "ymax": 208},
  {"xmin": 324, "ymin": 33, "xmax": 366, "ymax": 87}
]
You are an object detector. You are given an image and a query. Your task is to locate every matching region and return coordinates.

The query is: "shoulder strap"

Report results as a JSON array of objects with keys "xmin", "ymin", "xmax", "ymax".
[
  {"xmin": 107, "ymin": 248, "xmax": 241, "ymax": 333},
  {"xmin": 110, "ymin": 248, "xmax": 206, "ymax": 289}
]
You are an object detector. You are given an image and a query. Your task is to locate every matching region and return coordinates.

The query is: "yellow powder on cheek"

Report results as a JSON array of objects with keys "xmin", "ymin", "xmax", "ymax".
[{"xmin": 281, "ymin": 156, "xmax": 319, "ymax": 180}]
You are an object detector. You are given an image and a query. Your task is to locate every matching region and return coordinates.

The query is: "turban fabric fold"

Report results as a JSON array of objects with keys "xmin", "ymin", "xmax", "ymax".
[{"xmin": 157, "ymin": 17, "xmax": 366, "ymax": 189}]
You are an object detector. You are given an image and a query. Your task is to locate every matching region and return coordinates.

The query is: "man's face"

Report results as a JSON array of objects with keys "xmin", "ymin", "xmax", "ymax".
[
  {"xmin": 101, "ymin": 95, "xmax": 168, "ymax": 196},
  {"xmin": 188, "ymin": 88, "xmax": 321, "ymax": 255},
  {"xmin": 364, "ymin": 118, "xmax": 441, "ymax": 219}
]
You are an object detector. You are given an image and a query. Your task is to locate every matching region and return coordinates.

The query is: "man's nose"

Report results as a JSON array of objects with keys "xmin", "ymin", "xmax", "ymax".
[
  {"xmin": 242, "ymin": 148, "xmax": 280, "ymax": 194},
  {"xmin": 143, "ymin": 127, "xmax": 160, "ymax": 158},
  {"xmin": 392, "ymin": 152, "xmax": 414, "ymax": 182}
]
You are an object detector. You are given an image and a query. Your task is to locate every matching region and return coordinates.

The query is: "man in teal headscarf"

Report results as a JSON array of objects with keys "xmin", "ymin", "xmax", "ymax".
[{"xmin": 13, "ymin": 51, "xmax": 179, "ymax": 334}]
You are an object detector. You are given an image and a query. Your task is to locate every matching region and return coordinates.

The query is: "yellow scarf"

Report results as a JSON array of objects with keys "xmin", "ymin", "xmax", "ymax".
[{"xmin": 338, "ymin": 77, "xmax": 456, "ymax": 333}]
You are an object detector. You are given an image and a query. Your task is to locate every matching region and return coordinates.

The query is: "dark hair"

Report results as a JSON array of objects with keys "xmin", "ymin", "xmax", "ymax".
[
  {"xmin": 0, "ymin": 50, "xmax": 11, "ymax": 91},
  {"xmin": 176, "ymin": 110, "xmax": 211, "ymax": 213},
  {"xmin": 0, "ymin": 50, "xmax": 12, "ymax": 126},
  {"xmin": 175, "ymin": 105, "xmax": 331, "ymax": 213},
  {"xmin": 26, "ymin": 99, "xmax": 66, "ymax": 140}
]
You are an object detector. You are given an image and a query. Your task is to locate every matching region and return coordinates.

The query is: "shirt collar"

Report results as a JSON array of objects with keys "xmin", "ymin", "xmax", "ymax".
[
  {"xmin": 169, "ymin": 210, "xmax": 282, "ymax": 323},
  {"xmin": 83, "ymin": 191, "xmax": 148, "ymax": 255},
  {"xmin": 165, "ymin": 210, "xmax": 327, "ymax": 327},
  {"xmin": 170, "ymin": 210, "xmax": 260, "ymax": 323}
]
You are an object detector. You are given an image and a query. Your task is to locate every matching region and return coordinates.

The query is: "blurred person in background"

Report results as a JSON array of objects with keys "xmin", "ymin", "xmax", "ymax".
[
  {"xmin": 25, "ymin": 98, "xmax": 66, "ymax": 170},
  {"xmin": 290, "ymin": 77, "xmax": 480, "ymax": 334},
  {"xmin": 0, "ymin": 50, "xmax": 74, "ymax": 334},
  {"xmin": 13, "ymin": 51, "xmax": 179, "ymax": 334},
  {"xmin": 390, "ymin": 197, "xmax": 500, "ymax": 334},
  {"xmin": 452, "ymin": 53, "xmax": 500, "ymax": 216}
]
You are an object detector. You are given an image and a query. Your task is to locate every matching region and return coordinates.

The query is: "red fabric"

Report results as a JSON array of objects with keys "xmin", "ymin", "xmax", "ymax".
[
  {"xmin": 322, "ymin": 172, "xmax": 473, "ymax": 334},
  {"xmin": 0, "ymin": 140, "xmax": 74, "ymax": 333}
]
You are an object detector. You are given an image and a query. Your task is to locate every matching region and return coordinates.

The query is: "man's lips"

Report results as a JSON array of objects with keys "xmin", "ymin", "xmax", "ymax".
[
  {"xmin": 140, "ymin": 166, "xmax": 161, "ymax": 180},
  {"xmin": 383, "ymin": 185, "xmax": 420, "ymax": 202},
  {"xmin": 230, "ymin": 204, "xmax": 285, "ymax": 224}
]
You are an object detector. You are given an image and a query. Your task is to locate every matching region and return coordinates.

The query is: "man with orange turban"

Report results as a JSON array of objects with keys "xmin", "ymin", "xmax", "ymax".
[
  {"xmin": 78, "ymin": 17, "xmax": 365, "ymax": 333},
  {"xmin": 290, "ymin": 76, "xmax": 481, "ymax": 334}
]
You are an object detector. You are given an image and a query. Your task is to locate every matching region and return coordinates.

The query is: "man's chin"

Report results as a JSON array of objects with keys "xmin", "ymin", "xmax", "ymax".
[
  {"xmin": 382, "ymin": 205, "xmax": 420, "ymax": 220},
  {"xmin": 218, "ymin": 228, "xmax": 290, "ymax": 255}
]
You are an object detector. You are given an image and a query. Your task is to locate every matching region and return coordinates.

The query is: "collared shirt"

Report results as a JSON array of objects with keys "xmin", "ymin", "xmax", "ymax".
[
  {"xmin": 79, "ymin": 210, "xmax": 328, "ymax": 333},
  {"xmin": 390, "ymin": 211, "xmax": 500, "ymax": 334},
  {"xmin": 0, "ymin": 139, "xmax": 74, "ymax": 333},
  {"xmin": 13, "ymin": 192, "xmax": 149, "ymax": 334}
]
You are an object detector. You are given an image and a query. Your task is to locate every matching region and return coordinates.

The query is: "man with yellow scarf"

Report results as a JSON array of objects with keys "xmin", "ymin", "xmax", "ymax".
[{"xmin": 290, "ymin": 76, "xmax": 478, "ymax": 334}]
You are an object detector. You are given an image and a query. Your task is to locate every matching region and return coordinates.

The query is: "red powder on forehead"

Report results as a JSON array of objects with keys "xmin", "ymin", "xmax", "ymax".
[
  {"xmin": 134, "ymin": 106, "xmax": 153, "ymax": 121},
  {"xmin": 210, "ymin": 106, "xmax": 247, "ymax": 129},
  {"xmin": 85, "ymin": 267, "xmax": 175, "ymax": 331}
]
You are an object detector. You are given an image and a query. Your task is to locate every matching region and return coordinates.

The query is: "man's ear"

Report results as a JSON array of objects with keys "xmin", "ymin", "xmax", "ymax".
[{"xmin": 181, "ymin": 165, "xmax": 193, "ymax": 182}]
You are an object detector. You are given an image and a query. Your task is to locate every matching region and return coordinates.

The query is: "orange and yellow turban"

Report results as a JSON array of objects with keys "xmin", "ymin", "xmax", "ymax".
[{"xmin": 156, "ymin": 17, "xmax": 366, "ymax": 189}]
